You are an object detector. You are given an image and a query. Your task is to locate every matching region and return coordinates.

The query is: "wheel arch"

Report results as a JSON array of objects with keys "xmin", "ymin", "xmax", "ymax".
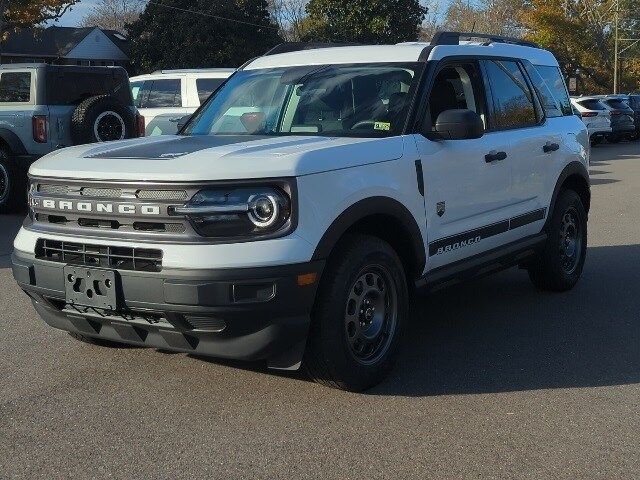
[
  {"xmin": 311, "ymin": 196, "xmax": 426, "ymax": 278},
  {"xmin": 0, "ymin": 128, "xmax": 27, "ymax": 156},
  {"xmin": 545, "ymin": 162, "xmax": 590, "ymax": 230}
]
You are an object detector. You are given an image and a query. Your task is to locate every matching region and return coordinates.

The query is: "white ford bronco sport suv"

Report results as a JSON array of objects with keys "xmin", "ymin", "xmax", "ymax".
[{"xmin": 12, "ymin": 32, "xmax": 590, "ymax": 391}]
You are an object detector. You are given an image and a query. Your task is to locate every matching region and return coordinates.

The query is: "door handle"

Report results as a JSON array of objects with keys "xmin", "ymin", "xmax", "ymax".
[
  {"xmin": 485, "ymin": 150, "xmax": 508, "ymax": 163},
  {"xmin": 543, "ymin": 142, "xmax": 560, "ymax": 153}
]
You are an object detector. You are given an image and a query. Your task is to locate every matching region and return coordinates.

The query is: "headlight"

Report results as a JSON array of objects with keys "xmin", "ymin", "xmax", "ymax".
[{"xmin": 171, "ymin": 185, "xmax": 294, "ymax": 240}]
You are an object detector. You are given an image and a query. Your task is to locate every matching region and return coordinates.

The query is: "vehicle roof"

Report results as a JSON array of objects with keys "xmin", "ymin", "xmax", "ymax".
[
  {"xmin": 130, "ymin": 69, "xmax": 234, "ymax": 82},
  {"xmin": 244, "ymin": 42, "xmax": 559, "ymax": 70}
]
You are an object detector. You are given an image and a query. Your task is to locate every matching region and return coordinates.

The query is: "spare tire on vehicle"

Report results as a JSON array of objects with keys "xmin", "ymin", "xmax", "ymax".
[{"xmin": 71, "ymin": 95, "xmax": 135, "ymax": 145}]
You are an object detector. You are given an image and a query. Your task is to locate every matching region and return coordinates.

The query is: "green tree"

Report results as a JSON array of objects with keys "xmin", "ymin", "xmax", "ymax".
[
  {"xmin": 0, "ymin": 0, "xmax": 77, "ymax": 38},
  {"xmin": 303, "ymin": 0, "xmax": 427, "ymax": 43},
  {"xmin": 521, "ymin": 0, "xmax": 640, "ymax": 93},
  {"xmin": 128, "ymin": 0, "xmax": 282, "ymax": 73}
]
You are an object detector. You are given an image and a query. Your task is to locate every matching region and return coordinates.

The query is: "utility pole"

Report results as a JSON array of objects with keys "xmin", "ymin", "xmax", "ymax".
[{"xmin": 613, "ymin": 0, "xmax": 619, "ymax": 93}]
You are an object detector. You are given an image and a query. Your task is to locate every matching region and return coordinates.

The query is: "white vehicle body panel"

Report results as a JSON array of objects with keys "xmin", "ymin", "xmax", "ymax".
[{"xmin": 570, "ymin": 97, "xmax": 612, "ymax": 137}]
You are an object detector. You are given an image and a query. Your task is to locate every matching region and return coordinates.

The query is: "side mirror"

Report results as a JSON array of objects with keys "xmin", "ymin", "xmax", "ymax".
[
  {"xmin": 176, "ymin": 115, "xmax": 192, "ymax": 131},
  {"xmin": 434, "ymin": 109, "xmax": 484, "ymax": 140}
]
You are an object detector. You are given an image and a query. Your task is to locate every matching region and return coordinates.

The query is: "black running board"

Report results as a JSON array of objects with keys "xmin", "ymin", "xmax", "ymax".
[{"xmin": 416, "ymin": 233, "xmax": 547, "ymax": 292}]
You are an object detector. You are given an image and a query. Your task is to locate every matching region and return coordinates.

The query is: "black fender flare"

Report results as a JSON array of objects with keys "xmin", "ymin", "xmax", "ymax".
[
  {"xmin": 0, "ymin": 128, "xmax": 27, "ymax": 155},
  {"xmin": 545, "ymin": 161, "xmax": 590, "ymax": 230},
  {"xmin": 311, "ymin": 196, "xmax": 426, "ymax": 274}
]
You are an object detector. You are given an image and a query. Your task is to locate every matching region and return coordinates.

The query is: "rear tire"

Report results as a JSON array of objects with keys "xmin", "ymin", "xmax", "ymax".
[
  {"xmin": 528, "ymin": 190, "xmax": 587, "ymax": 292},
  {"xmin": 606, "ymin": 133, "xmax": 621, "ymax": 143},
  {"xmin": 68, "ymin": 331, "xmax": 134, "ymax": 348},
  {"xmin": 0, "ymin": 148, "xmax": 24, "ymax": 214},
  {"xmin": 303, "ymin": 234, "xmax": 409, "ymax": 391}
]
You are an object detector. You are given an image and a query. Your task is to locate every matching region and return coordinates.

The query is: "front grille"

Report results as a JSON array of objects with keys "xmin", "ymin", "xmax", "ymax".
[
  {"xmin": 36, "ymin": 239, "xmax": 162, "ymax": 272},
  {"xmin": 137, "ymin": 189, "xmax": 188, "ymax": 201},
  {"xmin": 36, "ymin": 183, "xmax": 188, "ymax": 201},
  {"xmin": 81, "ymin": 187, "xmax": 123, "ymax": 198}
]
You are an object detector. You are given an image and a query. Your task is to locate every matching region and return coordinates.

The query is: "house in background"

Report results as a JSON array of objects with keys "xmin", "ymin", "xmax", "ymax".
[{"xmin": 0, "ymin": 26, "xmax": 130, "ymax": 68}]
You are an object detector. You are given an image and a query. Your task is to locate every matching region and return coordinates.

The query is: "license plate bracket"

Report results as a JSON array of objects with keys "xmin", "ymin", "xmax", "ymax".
[{"xmin": 64, "ymin": 266, "xmax": 118, "ymax": 310}]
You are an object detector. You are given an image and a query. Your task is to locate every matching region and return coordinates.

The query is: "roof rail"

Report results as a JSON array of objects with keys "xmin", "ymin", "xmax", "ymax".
[
  {"xmin": 431, "ymin": 31, "xmax": 539, "ymax": 49},
  {"xmin": 264, "ymin": 42, "xmax": 360, "ymax": 56},
  {"xmin": 151, "ymin": 68, "xmax": 236, "ymax": 74}
]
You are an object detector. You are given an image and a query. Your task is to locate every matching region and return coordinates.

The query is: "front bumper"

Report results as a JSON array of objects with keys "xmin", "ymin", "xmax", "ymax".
[{"xmin": 12, "ymin": 250, "xmax": 324, "ymax": 369}]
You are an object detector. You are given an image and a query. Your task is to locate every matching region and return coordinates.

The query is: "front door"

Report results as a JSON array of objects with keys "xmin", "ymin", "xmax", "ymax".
[{"xmin": 413, "ymin": 61, "xmax": 513, "ymax": 270}]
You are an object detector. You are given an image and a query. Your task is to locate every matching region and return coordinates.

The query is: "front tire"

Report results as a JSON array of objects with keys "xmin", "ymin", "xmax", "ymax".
[
  {"xmin": 528, "ymin": 190, "xmax": 587, "ymax": 292},
  {"xmin": 303, "ymin": 234, "xmax": 409, "ymax": 391}
]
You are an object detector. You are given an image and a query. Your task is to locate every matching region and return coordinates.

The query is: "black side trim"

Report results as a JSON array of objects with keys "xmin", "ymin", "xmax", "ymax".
[
  {"xmin": 509, "ymin": 208, "xmax": 546, "ymax": 230},
  {"xmin": 415, "ymin": 160, "xmax": 425, "ymax": 196},
  {"xmin": 418, "ymin": 233, "xmax": 547, "ymax": 290},
  {"xmin": 428, "ymin": 208, "xmax": 547, "ymax": 256},
  {"xmin": 429, "ymin": 220, "xmax": 508, "ymax": 256}
]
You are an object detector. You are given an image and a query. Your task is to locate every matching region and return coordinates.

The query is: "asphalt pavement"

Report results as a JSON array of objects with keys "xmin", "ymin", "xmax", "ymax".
[{"xmin": 1, "ymin": 142, "xmax": 639, "ymax": 479}]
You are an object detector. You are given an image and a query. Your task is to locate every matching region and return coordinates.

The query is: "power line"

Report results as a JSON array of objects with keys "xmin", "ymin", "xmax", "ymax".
[{"xmin": 142, "ymin": 0, "xmax": 280, "ymax": 31}]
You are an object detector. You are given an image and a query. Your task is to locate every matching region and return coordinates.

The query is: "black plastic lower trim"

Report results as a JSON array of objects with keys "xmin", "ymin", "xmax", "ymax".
[{"xmin": 418, "ymin": 233, "xmax": 547, "ymax": 291}]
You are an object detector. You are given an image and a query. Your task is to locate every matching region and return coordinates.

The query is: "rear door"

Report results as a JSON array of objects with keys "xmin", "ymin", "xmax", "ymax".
[
  {"xmin": 481, "ymin": 59, "xmax": 552, "ymax": 236},
  {"xmin": 136, "ymin": 77, "xmax": 188, "ymax": 135}
]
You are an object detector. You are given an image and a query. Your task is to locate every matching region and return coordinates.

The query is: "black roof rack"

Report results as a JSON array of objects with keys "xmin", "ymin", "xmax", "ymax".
[
  {"xmin": 264, "ymin": 42, "xmax": 360, "ymax": 56},
  {"xmin": 431, "ymin": 31, "xmax": 539, "ymax": 49}
]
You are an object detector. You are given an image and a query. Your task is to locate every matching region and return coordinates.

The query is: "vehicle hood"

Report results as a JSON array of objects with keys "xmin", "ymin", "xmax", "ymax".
[{"xmin": 29, "ymin": 135, "xmax": 406, "ymax": 181}]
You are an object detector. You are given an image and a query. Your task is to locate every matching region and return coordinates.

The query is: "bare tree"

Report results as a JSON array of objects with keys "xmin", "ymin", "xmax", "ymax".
[
  {"xmin": 269, "ymin": 0, "xmax": 308, "ymax": 40},
  {"xmin": 0, "ymin": 0, "xmax": 77, "ymax": 39},
  {"xmin": 80, "ymin": 0, "xmax": 143, "ymax": 34}
]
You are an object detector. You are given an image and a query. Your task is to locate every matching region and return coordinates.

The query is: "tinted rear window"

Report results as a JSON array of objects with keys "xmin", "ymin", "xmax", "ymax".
[
  {"xmin": 47, "ymin": 69, "xmax": 132, "ymax": 106},
  {"xmin": 196, "ymin": 78, "xmax": 225, "ymax": 104},
  {"xmin": 137, "ymin": 79, "xmax": 182, "ymax": 108},
  {"xmin": 578, "ymin": 99, "xmax": 605, "ymax": 111},
  {"xmin": 531, "ymin": 65, "xmax": 572, "ymax": 116},
  {"xmin": 605, "ymin": 99, "xmax": 631, "ymax": 110},
  {"xmin": 484, "ymin": 60, "xmax": 537, "ymax": 129},
  {"xmin": 0, "ymin": 72, "xmax": 31, "ymax": 102}
]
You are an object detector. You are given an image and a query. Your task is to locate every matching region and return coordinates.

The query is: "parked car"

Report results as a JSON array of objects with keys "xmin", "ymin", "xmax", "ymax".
[
  {"xmin": 622, "ymin": 94, "xmax": 640, "ymax": 140},
  {"xmin": 570, "ymin": 97, "xmax": 611, "ymax": 145},
  {"xmin": 13, "ymin": 32, "xmax": 590, "ymax": 391},
  {"xmin": 130, "ymin": 68, "xmax": 234, "ymax": 136},
  {"xmin": 597, "ymin": 95, "xmax": 636, "ymax": 142},
  {"xmin": 0, "ymin": 64, "xmax": 143, "ymax": 213}
]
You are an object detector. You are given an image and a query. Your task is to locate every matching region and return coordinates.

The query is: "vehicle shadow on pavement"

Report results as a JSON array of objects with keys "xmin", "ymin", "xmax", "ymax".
[
  {"xmin": 0, "ymin": 215, "xmax": 24, "ymax": 269},
  {"xmin": 371, "ymin": 244, "xmax": 640, "ymax": 397}
]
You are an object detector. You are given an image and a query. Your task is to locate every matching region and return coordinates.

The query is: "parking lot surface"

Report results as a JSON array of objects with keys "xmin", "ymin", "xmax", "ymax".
[{"xmin": 1, "ymin": 142, "xmax": 640, "ymax": 479}]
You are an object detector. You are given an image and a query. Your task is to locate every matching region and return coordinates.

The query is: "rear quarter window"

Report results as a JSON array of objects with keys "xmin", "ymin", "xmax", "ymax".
[
  {"xmin": 0, "ymin": 72, "xmax": 31, "ymax": 103},
  {"xmin": 530, "ymin": 65, "xmax": 572, "ymax": 116}
]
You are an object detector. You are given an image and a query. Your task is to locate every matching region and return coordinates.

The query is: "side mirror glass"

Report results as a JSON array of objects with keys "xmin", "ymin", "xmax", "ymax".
[{"xmin": 434, "ymin": 109, "xmax": 484, "ymax": 140}]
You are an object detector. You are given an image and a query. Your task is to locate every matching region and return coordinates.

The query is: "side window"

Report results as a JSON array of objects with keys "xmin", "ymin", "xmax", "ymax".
[
  {"xmin": 143, "ymin": 79, "xmax": 182, "ymax": 108},
  {"xmin": 428, "ymin": 62, "xmax": 486, "ymax": 128},
  {"xmin": 522, "ymin": 62, "xmax": 563, "ymax": 118},
  {"xmin": 484, "ymin": 60, "xmax": 537, "ymax": 130},
  {"xmin": 130, "ymin": 81, "xmax": 144, "ymax": 107},
  {"xmin": 196, "ymin": 78, "xmax": 225, "ymax": 104},
  {"xmin": 532, "ymin": 65, "xmax": 573, "ymax": 116},
  {"xmin": 0, "ymin": 72, "xmax": 32, "ymax": 103}
]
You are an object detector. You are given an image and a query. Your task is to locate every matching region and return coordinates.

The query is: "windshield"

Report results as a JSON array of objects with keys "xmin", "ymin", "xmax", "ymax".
[{"xmin": 183, "ymin": 63, "xmax": 423, "ymax": 138}]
